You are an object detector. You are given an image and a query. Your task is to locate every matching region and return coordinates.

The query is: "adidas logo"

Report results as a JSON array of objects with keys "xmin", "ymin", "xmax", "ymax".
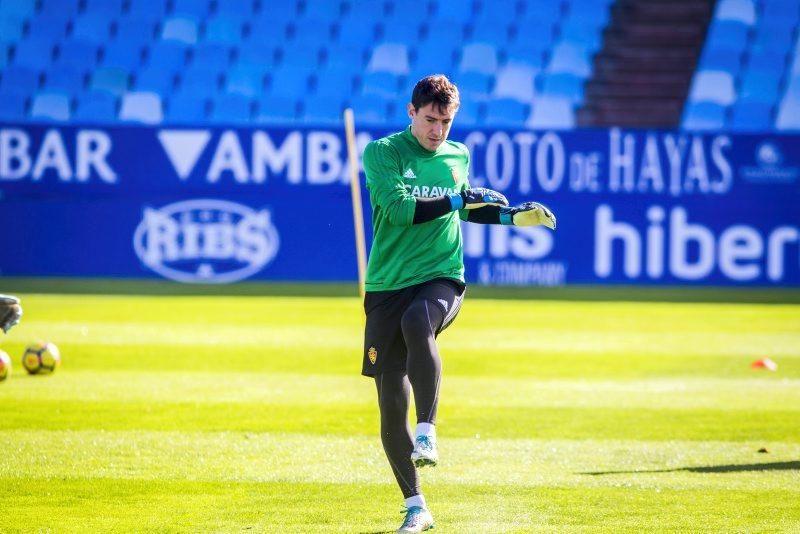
[
  {"xmin": 437, "ymin": 298, "xmax": 449, "ymax": 312},
  {"xmin": 403, "ymin": 168, "xmax": 417, "ymax": 179}
]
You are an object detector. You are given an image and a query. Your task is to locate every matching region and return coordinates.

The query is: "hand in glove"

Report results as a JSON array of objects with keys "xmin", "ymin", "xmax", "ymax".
[{"xmin": 500, "ymin": 202, "xmax": 557, "ymax": 230}]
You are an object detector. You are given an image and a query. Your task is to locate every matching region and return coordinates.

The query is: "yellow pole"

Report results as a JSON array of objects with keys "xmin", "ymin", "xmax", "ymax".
[{"xmin": 343, "ymin": 108, "xmax": 367, "ymax": 301}]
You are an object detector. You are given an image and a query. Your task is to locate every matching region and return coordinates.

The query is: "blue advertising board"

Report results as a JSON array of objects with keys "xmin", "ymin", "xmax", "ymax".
[{"xmin": 0, "ymin": 124, "xmax": 798, "ymax": 286}]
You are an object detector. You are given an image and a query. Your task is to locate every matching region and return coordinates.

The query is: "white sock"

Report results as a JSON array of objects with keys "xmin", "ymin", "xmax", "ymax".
[
  {"xmin": 405, "ymin": 494, "xmax": 427, "ymax": 510},
  {"xmin": 415, "ymin": 423, "xmax": 436, "ymax": 440}
]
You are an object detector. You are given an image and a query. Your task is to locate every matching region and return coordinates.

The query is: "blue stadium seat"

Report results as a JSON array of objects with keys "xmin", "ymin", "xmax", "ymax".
[
  {"xmin": 0, "ymin": 0, "xmax": 36, "ymax": 19},
  {"xmin": 280, "ymin": 45, "xmax": 322, "ymax": 68},
  {"xmin": 267, "ymin": 67, "xmax": 311, "ymax": 98},
  {"xmin": 0, "ymin": 92, "xmax": 27, "ymax": 119},
  {"xmin": 114, "ymin": 19, "xmax": 159, "ymax": 50},
  {"xmin": 539, "ymin": 72, "xmax": 585, "ymax": 103},
  {"xmin": 210, "ymin": 93, "xmax": 253, "ymax": 124},
  {"xmin": 190, "ymin": 42, "xmax": 231, "ymax": 71},
  {"xmin": 493, "ymin": 64, "xmax": 537, "ymax": 102},
  {"xmin": 30, "ymin": 91, "xmax": 71, "ymax": 121},
  {"xmin": 419, "ymin": 24, "xmax": 464, "ymax": 45},
  {"xmin": 204, "ymin": 15, "xmax": 244, "ymax": 46},
  {"xmin": 729, "ymin": 101, "xmax": 773, "ymax": 131},
  {"xmin": 119, "ymin": 91, "xmax": 163, "ymax": 124},
  {"xmin": 313, "ymin": 68, "xmax": 355, "ymax": 100},
  {"xmin": 469, "ymin": 14, "xmax": 512, "ymax": 44},
  {"xmin": 12, "ymin": 36, "xmax": 56, "ymax": 71},
  {"xmin": 0, "ymin": 16, "xmax": 25, "ymax": 46},
  {"xmin": 90, "ymin": 67, "xmax": 130, "ymax": 97},
  {"xmin": 301, "ymin": 95, "xmax": 345, "ymax": 125},
  {"xmin": 101, "ymin": 41, "xmax": 143, "ymax": 71},
  {"xmin": 39, "ymin": 0, "xmax": 80, "ymax": 15},
  {"xmin": 337, "ymin": 16, "xmax": 381, "ymax": 46},
  {"xmin": 526, "ymin": 95, "xmax": 575, "ymax": 129},
  {"xmin": 705, "ymin": 21, "xmax": 750, "ymax": 55},
  {"xmin": 750, "ymin": 24, "xmax": 794, "ymax": 55},
  {"xmin": 700, "ymin": 46, "xmax": 744, "ymax": 74},
  {"xmin": 457, "ymin": 42, "xmax": 499, "ymax": 74},
  {"xmin": 54, "ymin": 40, "xmax": 100, "ymax": 72},
  {"xmin": 0, "ymin": 43, "xmax": 10, "ymax": 69},
  {"xmin": 0, "ymin": 65, "xmax": 39, "ymax": 98},
  {"xmin": 485, "ymin": 98, "xmax": 528, "ymax": 126},
  {"xmin": 760, "ymin": 1, "xmax": 800, "ymax": 28},
  {"xmin": 128, "ymin": 0, "xmax": 168, "ymax": 20},
  {"xmin": 738, "ymin": 69, "xmax": 781, "ymax": 104},
  {"xmin": 247, "ymin": 19, "xmax": 291, "ymax": 50},
  {"xmin": 43, "ymin": 65, "xmax": 85, "ymax": 98},
  {"xmin": 360, "ymin": 70, "xmax": 402, "ymax": 99},
  {"xmin": 715, "ymin": 0, "xmax": 756, "ymax": 25},
  {"xmin": 216, "ymin": 0, "xmax": 255, "ymax": 16},
  {"xmin": 511, "ymin": 19, "xmax": 557, "ymax": 47},
  {"xmin": 134, "ymin": 66, "xmax": 175, "ymax": 96},
  {"xmin": 430, "ymin": 0, "xmax": 475, "ymax": 25},
  {"xmin": 26, "ymin": 12, "xmax": 70, "ymax": 40},
  {"xmin": 412, "ymin": 44, "xmax": 458, "ymax": 77},
  {"xmin": 302, "ymin": 0, "xmax": 343, "ymax": 19},
  {"xmin": 348, "ymin": 94, "xmax": 390, "ymax": 125},
  {"xmin": 744, "ymin": 48, "xmax": 789, "ymax": 76},
  {"xmin": 255, "ymin": 95, "xmax": 299, "ymax": 124},
  {"xmin": 547, "ymin": 42, "xmax": 593, "ymax": 77},
  {"xmin": 290, "ymin": 17, "xmax": 335, "ymax": 46},
  {"xmin": 179, "ymin": 67, "xmax": 222, "ymax": 94},
  {"xmin": 558, "ymin": 18, "xmax": 605, "ymax": 52},
  {"xmin": 73, "ymin": 91, "xmax": 118, "ymax": 123},
  {"xmin": 682, "ymin": 101, "xmax": 726, "ymax": 130},
  {"xmin": 144, "ymin": 41, "xmax": 189, "ymax": 73},
  {"xmin": 172, "ymin": 0, "xmax": 213, "ymax": 19},
  {"xmin": 84, "ymin": 0, "xmax": 123, "ymax": 16},
  {"xmin": 165, "ymin": 91, "xmax": 208, "ymax": 123},
  {"xmin": 452, "ymin": 70, "xmax": 493, "ymax": 101},
  {"xmin": 224, "ymin": 64, "xmax": 266, "ymax": 98},
  {"xmin": 516, "ymin": 2, "xmax": 563, "ymax": 27},
  {"xmin": 322, "ymin": 44, "xmax": 366, "ymax": 73},
  {"xmin": 472, "ymin": 0, "xmax": 518, "ymax": 27},
  {"xmin": 161, "ymin": 16, "xmax": 199, "ymax": 45},
  {"xmin": 367, "ymin": 42, "xmax": 410, "ymax": 74},
  {"xmin": 236, "ymin": 43, "xmax": 279, "ymax": 68},
  {"xmin": 504, "ymin": 43, "xmax": 548, "ymax": 70},
  {"xmin": 345, "ymin": 0, "xmax": 387, "ymax": 20},
  {"xmin": 688, "ymin": 70, "xmax": 736, "ymax": 105},
  {"xmin": 452, "ymin": 100, "xmax": 481, "ymax": 127},
  {"xmin": 71, "ymin": 13, "xmax": 115, "ymax": 46}
]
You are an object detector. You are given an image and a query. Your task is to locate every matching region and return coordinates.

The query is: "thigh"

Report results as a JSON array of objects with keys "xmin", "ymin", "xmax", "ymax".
[
  {"xmin": 362, "ymin": 288, "xmax": 415, "ymax": 377},
  {"xmin": 413, "ymin": 278, "xmax": 466, "ymax": 335}
]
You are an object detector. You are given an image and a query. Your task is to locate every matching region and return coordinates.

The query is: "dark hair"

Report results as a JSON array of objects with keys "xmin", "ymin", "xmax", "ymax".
[{"xmin": 411, "ymin": 74, "xmax": 460, "ymax": 113}]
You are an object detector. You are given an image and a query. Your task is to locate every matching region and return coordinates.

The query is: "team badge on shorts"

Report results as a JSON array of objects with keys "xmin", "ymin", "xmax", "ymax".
[
  {"xmin": 368, "ymin": 346, "xmax": 378, "ymax": 365},
  {"xmin": 450, "ymin": 167, "xmax": 460, "ymax": 184}
]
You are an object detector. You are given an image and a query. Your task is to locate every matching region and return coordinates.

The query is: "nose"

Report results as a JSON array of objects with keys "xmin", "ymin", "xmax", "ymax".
[{"xmin": 432, "ymin": 122, "xmax": 443, "ymax": 137}]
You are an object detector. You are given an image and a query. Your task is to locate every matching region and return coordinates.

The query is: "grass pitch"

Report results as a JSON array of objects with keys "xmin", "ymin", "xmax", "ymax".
[{"xmin": 0, "ymin": 287, "xmax": 798, "ymax": 532}]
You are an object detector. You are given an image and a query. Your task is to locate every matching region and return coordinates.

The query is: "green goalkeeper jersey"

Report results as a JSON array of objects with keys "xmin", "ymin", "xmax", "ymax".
[{"xmin": 363, "ymin": 126, "xmax": 471, "ymax": 292}]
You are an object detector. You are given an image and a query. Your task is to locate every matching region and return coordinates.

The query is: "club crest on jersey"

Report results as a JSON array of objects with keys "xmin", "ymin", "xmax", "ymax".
[
  {"xmin": 368, "ymin": 346, "xmax": 378, "ymax": 364},
  {"xmin": 450, "ymin": 167, "xmax": 460, "ymax": 184}
]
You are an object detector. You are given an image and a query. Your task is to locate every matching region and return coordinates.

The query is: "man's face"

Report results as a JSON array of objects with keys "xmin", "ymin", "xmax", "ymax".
[{"xmin": 408, "ymin": 102, "xmax": 456, "ymax": 151}]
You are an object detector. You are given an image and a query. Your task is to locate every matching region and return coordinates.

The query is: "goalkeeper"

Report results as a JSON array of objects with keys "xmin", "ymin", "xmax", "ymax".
[
  {"xmin": 361, "ymin": 74, "xmax": 556, "ymax": 533},
  {"xmin": 1, "ymin": 295, "xmax": 22, "ymax": 333}
]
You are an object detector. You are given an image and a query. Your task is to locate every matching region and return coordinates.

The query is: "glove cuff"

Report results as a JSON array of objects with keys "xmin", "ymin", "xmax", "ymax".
[
  {"xmin": 499, "ymin": 208, "xmax": 514, "ymax": 226},
  {"xmin": 448, "ymin": 193, "xmax": 464, "ymax": 211}
]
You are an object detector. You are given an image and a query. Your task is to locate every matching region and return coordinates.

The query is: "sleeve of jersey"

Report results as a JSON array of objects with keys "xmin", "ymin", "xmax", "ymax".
[{"xmin": 363, "ymin": 141, "xmax": 416, "ymax": 227}]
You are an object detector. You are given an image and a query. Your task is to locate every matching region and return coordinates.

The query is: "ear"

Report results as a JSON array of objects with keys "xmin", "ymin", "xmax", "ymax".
[{"xmin": 406, "ymin": 103, "xmax": 415, "ymax": 119}]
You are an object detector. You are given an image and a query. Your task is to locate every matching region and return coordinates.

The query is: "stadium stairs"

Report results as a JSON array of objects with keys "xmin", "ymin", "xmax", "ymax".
[{"xmin": 578, "ymin": 0, "xmax": 716, "ymax": 127}]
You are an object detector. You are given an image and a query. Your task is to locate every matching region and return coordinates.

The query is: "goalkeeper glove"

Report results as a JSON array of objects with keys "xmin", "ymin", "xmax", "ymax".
[
  {"xmin": 0, "ymin": 295, "xmax": 22, "ymax": 333},
  {"xmin": 500, "ymin": 202, "xmax": 557, "ymax": 230},
  {"xmin": 447, "ymin": 188, "xmax": 509, "ymax": 210}
]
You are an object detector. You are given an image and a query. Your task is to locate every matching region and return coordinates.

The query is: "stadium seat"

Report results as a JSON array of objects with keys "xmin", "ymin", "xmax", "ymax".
[
  {"xmin": 172, "ymin": 0, "xmax": 212, "ymax": 19},
  {"xmin": 26, "ymin": 12, "xmax": 70, "ymax": 41},
  {"xmin": 101, "ymin": 41, "xmax": 143, "ymax": 72},
  {"xmin": 345, "ymin": 0, "xmax": 387, "ymax": 20},
  {"xmin": 144, "ymin": 41, "xmax": 189, "ymax": 73},
  {"xmin": 729, "ymin": 101, "xmax": 773, "ymax": 131},
  {"xmin": 302, "ymin": 0, "xmax": 343, "ymax": 19},
  {"xmin": 203, "ymin": 15, "xmax": 244, "ymax": 46},
  {"xmin": 337, "ymin": 16, "xmax": 380, "ymax": 47},
  {"xmin": 73, "ymin": 91, "xmax": 118, "ymax": 123},
  {"xmin": 493, "ymin": 64, "xmax": 537, "ymax": 102},
  {"xmin": 114, "ymin": 19, "xmax": 160, "ymax": 50},
  {"xmin": 469, "ymin": 19, "xmax": 512, "ymax": 44},
  {"xmin": 0, "ymin": 65, "xmax": 39, "ymax": 98},
  {"xmin": 128, "ymin": 0, "xmax": 168, "ymax": 20},
  {"xmin": 0, "ymin": 92, "xmax": 27, "ymax": 119},
  {"xmin": 715, "ymin": 0, "xmax": 757, "ymax": 25},
  {"xmin": 526, "ymin": 95, "xmax": 575, "ymax": 129},
  {"xmin": 411, "ymin": 44, "xmax": 458, "ymax": 77},
  {"xmin": 290, "ymin": 17, "xmax": 335, "ymax": 46},
  {"xmin": 71, "ymin": 13, "xmax": 115, "ymax": 46},
  {"xmin": 700, "ymin": 46, "xmax": 744, "ymax": 75},
  {"xmin": 301, "ymin": 95, "xmax": 345, "ymax": 125},
  {"xmin": 682, "ymin": 101, "xmax": 726, "ymax": 130},
  {"xmin": 504, "ymin": 43, "xmax": 547, "ymax": 70},
  {"xmin": 313, "ymin": 68, "xmax": 355, "ymax": 100},
  {"xmin": 30, "ymin": 91, "xmax": 71, "ymax": 121},
  {"xmin": 224, "ymin": 65, "xmax": 266, "ymax": 98},
  {"xmin": 485, "ymin": 98, "xmax": 528, "ymax": 126},
  {"xmin": 0, "ymin": 16, "xmax": 24, "ymax": 46},
  {"xmin": 236, "ymin": 41, "xmax": 280, "ymax": 69},
  {"xmin": 280, "ymin": 45, "xmax": 322, "ymax": 68},
  {"xmin": 119, "ymin": 91, "xmax": 163, "ymax": 124},
  {"xmin": 134, "ymin": 66, "xmax": 175, "ymax": 97},
  {"xmin": 161, "ymin": 16, "xmax": 199, "ymax": 45},
  {"xmin": 452, "ymin": 71, "xmax": 493, "ymax": 101},
  {"xmin": 430, "ymin": 0, "xmax": 475, "ymax": 25},
  {"xmin": 457, "ymin": 42, "xmax": 499, "ymax": 75},
  {"xmin": 84, "ymin": 0, "xmax": 123, "ymax": 16},
  {"xmin": 165, "ymin": 91, "xmax": 207, "ymax": 123},
  {"xmin": 511, "ymin": 19, "xmax": 557, "ymax": 47},
  {"xmin": 558, "ymin": 18, "xmax": 604, "ymax": 53},
  {"xmin": 0, "ymin": 43, "xmax": 10, "ymax": 69},
  {"xmin": 209, "ymin": 93, "xmax": 253, "ymax": 124},
  {"xmin": 43, "ymin": 65, "xmax": 85, "ymax": 98},
  {"xmin": 255, "ymin": 95, "xmax": 299, "ymax": 124},
  {"xmin": 268, "ymin": 67, "xmax": 311, "ymax": 98},
  {"xmin": 216, "ymin": 0, "xmax": 256, "ymax": 16},
  {"xmin": 539, "ymin": 72, "xmax": 585, "ymax": 103},
  {"xmin": 705, "ymin": 21, "xmax": 750, "ymax": 55},
  {"xmin": 322, "ymin": 44, "xmax": 366, "ymax": 73},
  {"xmin": 179, "ymin": 67, "xmax": 222, "ymax": 94},
  {"xmin": 688, "ymin": 70, "xmax": 736, "ymax": 105},
  {"xmin": 12, "ymin": 37, "xmax": 56, "ymax": 71},
  {"xmin": 190, "ymin": 42, "xmax": 231, "ymax": 72},
  {"xmin": 547, "ymin": 42, "xmax": 593, "ymax": 77},
  {"xmin": 54, "ymin": 40, "xmax": 100, "ymax": 72},
  {"xmin": 0, "ymin": 0, "xmax": 36, "ymax": 18},
  {"xmin": 360, "ymin": 71, "xmax": 402, "ymax": 99},
  {"xmin": 349, "ymin": 94, "xmax": 390, "ymax": 125},
  {"xmin": 738, "ymin": 69, "xmax": 781, "ymax": 105},
  {"xmin": 89, "ymin": 67, "xmax": 129, "ymax": 97},
  {"xmin": 367, "ymin": 42, "xmax": 411, "ymax": 74},
  {"xmin": 453, "ymin": 100, "xmax": 481, "ymax": 127}
]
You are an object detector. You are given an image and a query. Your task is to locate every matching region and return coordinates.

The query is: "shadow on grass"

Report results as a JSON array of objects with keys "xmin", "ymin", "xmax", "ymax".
[{"xmin": 583, "ymin": 460, "xmax": 800, "ymax": 475}]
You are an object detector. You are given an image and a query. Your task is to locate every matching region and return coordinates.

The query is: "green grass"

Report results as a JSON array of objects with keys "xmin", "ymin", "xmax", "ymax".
[{"xmin": 0, "ymin": 289, "xmax": 798, "ymax": 532}]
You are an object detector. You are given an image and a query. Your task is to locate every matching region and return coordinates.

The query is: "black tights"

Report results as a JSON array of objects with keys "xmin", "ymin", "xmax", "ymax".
[{"xmin": 374, "ymin": 298, "xmax": 445, "ymax": 498}]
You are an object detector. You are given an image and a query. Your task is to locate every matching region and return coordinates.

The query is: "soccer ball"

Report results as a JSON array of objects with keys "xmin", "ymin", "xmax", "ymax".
[
  {"xmin": 0, "ymin": 350, "xmax": 10, "ymax": 381},
  {"xmin": 22, "ymin": 341, "xmax": 60, "ymax": 375}
]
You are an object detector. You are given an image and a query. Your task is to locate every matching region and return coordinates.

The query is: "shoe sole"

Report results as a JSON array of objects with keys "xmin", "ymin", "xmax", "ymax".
[{"xmin": 412, "ymin": 456, "xmax": 438, "ymax": 468}]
